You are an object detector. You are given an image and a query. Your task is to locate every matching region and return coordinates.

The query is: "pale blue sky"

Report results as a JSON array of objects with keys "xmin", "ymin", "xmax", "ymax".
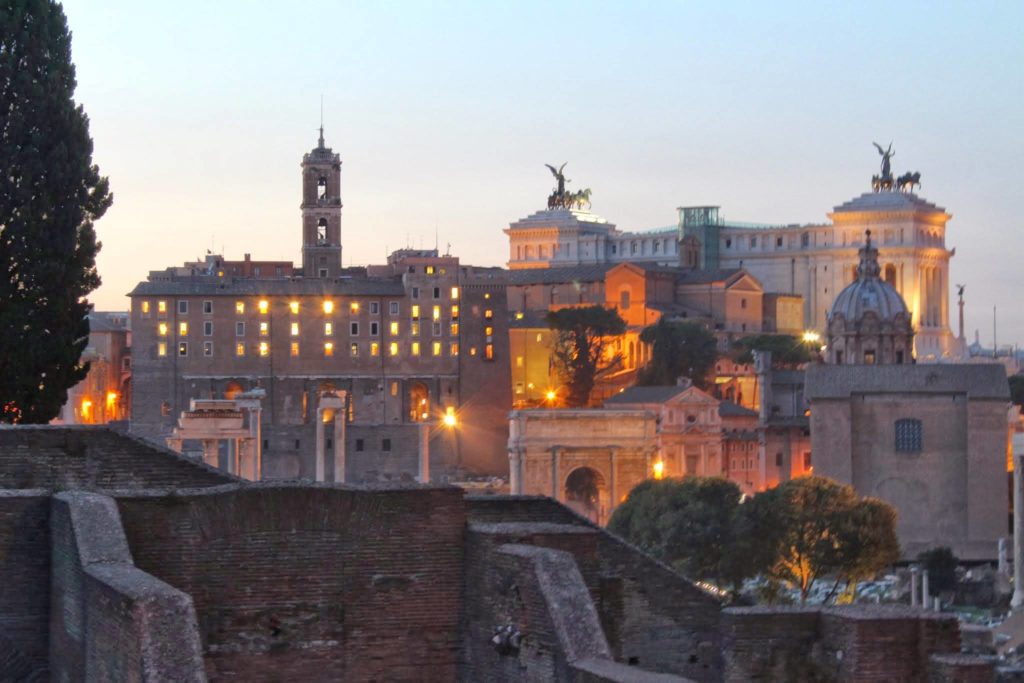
[{"xmin": 62, "ymin": 1, "xmax": 1024, "ymax": 344}]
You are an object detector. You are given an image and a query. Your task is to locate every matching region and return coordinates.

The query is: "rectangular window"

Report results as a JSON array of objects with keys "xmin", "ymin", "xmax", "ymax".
[
  {"xmin": 203, "ymin": 341, "xmax": 213, "ymax": 356},
  {"xmin": 451, "ymin": 286, "xmax": 459, "ymax": 300},
  {"xmin": 236, "ymin": 321, "xmax": 245, "ymax": 336},
  {"xmin": 425, "ymin": 265, "xmax": 435, "ymax": 275},
  {"xmin": 389, "ymin": 301, "xmax": 399, "ymax": 315},
  {"xmin": 411, "ymin": 287, "xmax": 419, "ymax": 299},
  {"xmin": 369, "ymin": 302, "xmax": 379, "ymax": 315},
  {"xmin": 450, "ymin": 343, "xmax": 459, "ymax": 357},
  {"xmin": 349, "ymin": 301, "xmax": 359, "ymax": 314},
  {"xmin": 157, "ymin": 300, "xmax": 167, "ymax": 314},
  {"xmin": 516, "ymin": 356, "xmax": 524, "ymax": 368},
  {"xmin": 390, "ymin": 381, "xmax": 398, "ymax": 396},
  {"xmin": 450, "ymin": 322, "xmax": 459, "ymax": 336},
  {"xmin": 411, "ymin": 304, "xmax": 420, "ymax": 319},
  {"xmin": 370, "ymin": 342, "xmax": 380, "ymax": 356},
  {"xmin": 158, "ymin": 322, "xmax": 168, "ymax": 337},
  {"xmin": 203, "ymin": 300, "xmax": 213, "ymax": 314},
  {"xmin": 178, "ymin": 322, "xmax": 188, "ymax": 336},
  {"xmin": 290, "ymin": 322, "xmax": 299, "ymax": 336},
  {"xmin": 389, "ymin": 342, "xmax": 399, "ymax": 356},
  {"xmin": 203, "ymin": 321, "xmax": 213, "ymax": 336},
  {"xmin": 157, "ymin": 342, "xmax": 167, "ymax": 357},
  {"xmin": 258, "ymin": 299, "xmax": 269, "ymax": 314},
  {"xmin": 390, "ymin": 321, "xmax": 399, "ymax": 336},
  {"xmin": 324, "ymin": 341, "xmax": 334, "ymax": 357},
  {"xmin": 290, "ymin": 341, "xmax": 300, "ymax": 357},
  {"xmin": 432, "ymin": 321, "xmax": 442, "ymax": 337},
  {"xmin": 235, "ymin": 301, "xmax": 245, "ymax": 314},
  {"xmin": 484, "ymin": 309, "xmax": 493, "ymax": 320},
  {"xmin": 895, "ymin": 419, "xmax": 923, "ymax": 453},
  {"xmin": 259, "ymin": 342, "xmax": 269, "ymax": 357},
  {"xmin": 451, "ymin": 305, "xmax": 459, "ymax": 319},
  {"xmin": 259, "ymin": 321, "xmax": 269, "ymax": 336},
  {"xmin": 411, "ymin": 321, "xmax": 420, "ymax": 336},
  {"xmin": 350, "ymin": 342, "xmax": 359, "ymax": 357},
  {"xmin": 347, "ymin": 321, "xmax": 357, "ymax": 336},
  {"xmin": 484, "ymin": 344, "xmax": 494, "ymax": 360},
  {"xmin": 141, "ymin": 300, "xmax": 151, "ymax": 317},
  {"xmin": 432, "ymin": 341, "xmax": 442, "ymax": 356},
  {"xmin": 412, "ymin": 341, "xmax": 420, "ymax": 356},
  {"xmin": 178, "ymin": 300, "xmax": 188, "ymax": 314},
  {"xmin": 289, "ymin": 301, "xmax": 300, "ymax": 315},
  {"xmin": 432, "ymin": 287, "xmax": 440, "ymax": 299},
  {"xmin": 236, "ymin": 342, "xmax": 245, "ymax": 357},
  {"xmin": 382, "ymin": 438, "xmax": 392, "ymax": 452},
  {"xmin": 355, "ymin": 438, "xmax": 365, "ymax": 452},
  {"xmin": 432, "ymin": 305, "xmax": 441, "ymax": 320},
  {"xmin": 485, "ymin": 326, "xmax": 493, "ymax": 337},
  {"xmin": 370, "ymin": 322, "xmax": 379, "ymax": 336},
  {"xmin": 178, "ymin": 341, "xmax": 188, "ymax": 357},
  {"xmin": 323, "ymin": 300, "xmax": 334, "ymax": 314}
]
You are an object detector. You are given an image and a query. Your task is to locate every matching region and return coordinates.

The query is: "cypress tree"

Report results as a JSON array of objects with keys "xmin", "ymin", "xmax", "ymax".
[{"xmin": 0, "ymin": 0, "xmax": 111, "ymax": 423}]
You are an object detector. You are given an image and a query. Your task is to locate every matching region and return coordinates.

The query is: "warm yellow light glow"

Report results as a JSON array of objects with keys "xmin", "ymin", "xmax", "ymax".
[
  {"xmin": 235, "ymin": 342, "xmax": 245, "ymax": 357},
  {"xmin": 412, "ymin": 341, "xmax": 420, "ymax": 356},
  {"xmin": 432, "ymin": 305, "xmax": 441, "ymax": 320},
  {"xmin": 178, "ymin": 322, "xmax": 188, "ymax": 336},
  {"xmin": 390, "ymin": 321, "xmax": 399, "ymax": 336},
  {"xmin": 157, "ymin": 323, "xmax": 168, "ymax": 336},
  {"xmin": 290, "ymin": 341, "xmax": 300, "ymax": 357},
  {"xmin": 652, "ymin": 460, "xmax": 665, "ymax": 480},
  {"xmin": 290, "ymin": 322, "xmax": 299, "ymax": 336},
  {"xmin": 370, "ymin": 342, "xmax": 380, "ymax": 356},
  {"xmin": 513, "ymin": 311, "xmax": 522, "ymax": 320},
  {"xmin": 545, "ymin": 390, "xmax": 556, "ymax": 401},
  {"xmin": 235, "ymin": 301, "xmax": 245, "ymax": 314},
  {"xmin": 157, "ymin": 342, "xmax": 167, "ymax": 357},
  {"xmin": 349, "ymin": 301, "xmax": 358, "ymax": 314},
  {"xmin": 802, "ymin": 330, "xmax": 821, "ymax": 343},
  {"xmin": 258, "ymin": 300, "xmax": 269, "ymax": 314},
  {"xmin": 80, "ymin": 398, "xmax": 93, "ymax": 421},
  {"xmin": 411, "ymin": 304, "xmax": 420, "ymax": 318},
  {"xmin": 323, "ymin": 300, "xmax": 334, "ymax": 314},
  {"xmin": 157, "ymin": 300, "xmax": 167, "ymax": 313},
  {"xmin": 443, "ymin": 407, "xmax": 457, "ymax": 427},
  {"xmin": 484, "ymin": 292, "xmax": 491, "ymax": 300},
  {"xmin": 141, "ymin": 301, "xmax": 150, "ymax": 314},
  {"xmin": 259, "ymin": 321, "xmax": 269, "ymax": 336},
  {"xmin": 324, "ymin": 322, "xmax": 333, "ymax": 336},
  {"xmin": 289, "ymin": 301, "xmax": 300, "ymax": 315},
  {"xmin": 105, "ymin": 391, "xmax": 118, "ymax": 411},
  {"xmin": 451, "ymin": 287, "xmax": 459, "ymax": 300},
  {"xmin": 432, "ymin": 341, "xmax": 442, "ymax": 356},
  {"xmin": 389, "ymin": 342, "xmax": 399, "ymax": 356},
  {"xmin": 324, "ymin": 342, "xmax": 334, "ymax": 356},
  {"xmin": 259, "ymin": 342, "xmax": 269, "ymax": 356}
]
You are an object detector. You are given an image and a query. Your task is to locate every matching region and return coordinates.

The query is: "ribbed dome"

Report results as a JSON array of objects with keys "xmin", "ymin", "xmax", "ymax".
[{"xmin": 830, "ymin": 231, "xmax": 908, "ymax": 322}]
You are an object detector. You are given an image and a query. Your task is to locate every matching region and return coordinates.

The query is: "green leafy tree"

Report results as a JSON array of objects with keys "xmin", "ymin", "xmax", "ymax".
[
  {"xmin": 636, "ymin": 319, "xmax": 719, "ymax": 389},
  {"xmin": 609, "ymin": 477, "xmax": 745, "ymax": 588},
  {"xmin": 0, "ymin": 0, "xmax": 111, "ymax": 423},
  {"xmin": 545, "ymin": 306, "xmax": 626, "ymax": 407},
  {"xmin": 731, "ymin": 334, "xmax": 819, "ymax": 366}
]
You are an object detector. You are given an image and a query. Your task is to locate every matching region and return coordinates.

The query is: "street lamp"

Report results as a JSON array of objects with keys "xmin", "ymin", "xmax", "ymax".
[
  {"xmin": 802, "ymin": 330, "xmax": 821, "ymax": 344},
  {"xmin": 418, "ymin": 408, "xmax": 458, "ymax": 483}
]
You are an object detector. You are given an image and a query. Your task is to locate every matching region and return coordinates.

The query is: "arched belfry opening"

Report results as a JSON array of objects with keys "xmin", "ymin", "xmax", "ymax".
[
  {"xmin": 301, "ymin": 130, "xmax": 343, "ymax": 278},
  {"xmin": 564, "ymin": 467, "xmax": 607, "ymax": 525}
]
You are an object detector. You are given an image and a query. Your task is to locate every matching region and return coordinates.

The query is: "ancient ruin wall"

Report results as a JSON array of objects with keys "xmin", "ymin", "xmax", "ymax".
[
  {"xmin": 116, "ymin": 484, "xmax": 465, "ymax": 682},
  {"xmin": 0, "ymin": 491, "xmax": 51, "ymax": 677}
]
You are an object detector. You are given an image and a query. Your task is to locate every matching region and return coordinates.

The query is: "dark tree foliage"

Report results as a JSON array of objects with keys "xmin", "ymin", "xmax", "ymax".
[
  {"xmin": 608, "ymin": 477, "xmax": 744, "ymax": 588},
  {"xmin": 917, "ymin": 547, "xmax": 958, "ymax": 595},
  {"xmin": 0, "ymin": 0, "xmax": 110, "ymax": 423},
  {"xmin": 636, "ymin": 319, "xmax": 719, "ymax": 389},
  {"xmin": 545, "ymin": 306, "xmax": 625, "ymax": 407},
  {"xmin": 731, "ymin": 334, "xmax": 819, "ymax": 366},
  {"xmin": 1009, "ymin": 375, "xmax": 1024, "ymax": 407}
]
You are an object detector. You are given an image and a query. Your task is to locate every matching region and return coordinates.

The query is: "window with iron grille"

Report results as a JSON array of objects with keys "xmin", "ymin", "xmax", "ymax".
[{"xmin": 895, "ymin": 418, "xmax": 922, "ymax": 453}]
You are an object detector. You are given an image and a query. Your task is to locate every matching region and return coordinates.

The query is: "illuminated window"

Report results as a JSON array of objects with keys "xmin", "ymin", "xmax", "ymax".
[
  {"xmin": 389, "ymin": 342, "xmax": 399, "ymax": 356},
  {"xmin": 325, "ymin": 322, "xmax": 333, "ymax": 336},
  {"xmin": 411, "ymin": 305, "xmax": 420, "ymax": 319},
  {"xmin": 235, "ymin": 342, "xmax": 245, "ymax": 357},
  {"xmin": 323, "ymin": 300, "xmax": 334, "ymax": 314},
  {"xmin": 485, "ymin": 326, "xmax": 493, "ymax": 337},
  {"xmin": 158, "ymin": 322, "xmax": 168, "ymax": 337},
  {"xmin": 432, "ymin": 305, "xmax": 441, "ymax": 320},
  {"xmin": 485, "ymin": 344, "xmax": 494, "ymax": 360},
  {"xmin": 290, "ymin": 341, "xmax": 300, "ymax": 357},
  {"xmin": 411, "ymin": 322, "xmax": 420, "ymax": 336},
  {"xmin": 236, "ymin": 301, "xmax": 245, "ymax": 314},
  {"xmin": 425, "ymin": 265, "xmax": 435, "ymax": 275},
  {"xmin": 390, "ymin": 321, "xmax": 399, "ymax": 336},
  {"xmin": 469, "ymin": 347, "xmax": 477, "ymax": 356},
  {"xmin": 289, "ymin": 301, "xmax": 300, "ymax": 315},
  {"xmin": 259, "ymin": 342, "xmax": 269, "ymax": 357},
  {"xmin": 290, "ymin": 322, "xmax": 299, "ymax": 336},
  {"xmin": 389, "ymin": 301, "xmax": 399, "ymax": 315},
  {"xmin": 157, "ymin": 342, "xmax": 167, "ymax": 357},
  {"xmin": 141, "ymin": 301, "xmax": 151, "ymax": 315},
  {"xmin": 451, "ymin": 286, "xmax": 459, "ymax": 299},
  {"xmin": 370, "ymin": 342, "xmax": 380, "ymax": 356},
  {"xmin": 203, "ymin": 341, "xmax": 214, "ymax": 357},
  {"xmin": 390, "ymin": 381, "xmax": 399, "ymax": 397},
  {"xmin": 259, "ymin": 321, "xmax": 269, "ymax": 336},
  {"xmin": 450, "ymin": 343, "xmax": 459, "ymax": 357},
  {"xmin": 412, "ymin": 341, "xmax": 420, "ymax": 356},
  {"xmin": 349, "ymin": 301, "xmax": 359, "ymax": 314},
  {"xmin": 432, "ymin": 341, "xmax": 442, "ymax": 356},
  {"xmin": 484, "ymin": 292, "xmax": 490, "ymax": 300},
  {"xmin": 324, "ymin": 342, "xmax": 334, "ymax": 357},
  {"xmin": 451, "ymin": 305, "xmax": 459, "ymax": 319},
  {"xmin": 450, "ymin": 322, "xmax": 459, "ymax": 335},
  {"xmin": 157, "ymin": 300, "xmax": 167, "ymax": 314},
  {"xmin": 484, "ymin": 309, "xmax": 493, "ymax": 320},
  {"xmin": 236, "ymin": 321, "xmax": 245, "ymax": 336},
  {"xmin": 178, "ymin": 341, "xmax": 188, "ymax": 356},
  {"xmin": 516, "ymin": 356, "xmax": 524, "ymax": 367},
  {"xmin": 258, "ymin": 300, "xmax": 269, "ymax": 314},
  {"xmin": 178, "ymin": 300, "xmax": 188, "ymax": 314},
  {"xmin": 178, "ymin": 322, "xmax": 188, "ymax": 336},
  {"xmin": 350, "ymin": 342, "xmax": 359, "ymax": 357}
]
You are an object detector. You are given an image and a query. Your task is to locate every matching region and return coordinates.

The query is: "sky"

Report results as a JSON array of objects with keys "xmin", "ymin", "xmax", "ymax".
[{"xmin": 61, "ymin": 1, "xmax": 1024, "ymax": 345}]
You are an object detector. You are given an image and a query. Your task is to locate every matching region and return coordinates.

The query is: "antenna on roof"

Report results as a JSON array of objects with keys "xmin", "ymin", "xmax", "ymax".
[{"xmin": 318, "ymin": 95, "xmax": 325, "ymax": 148}]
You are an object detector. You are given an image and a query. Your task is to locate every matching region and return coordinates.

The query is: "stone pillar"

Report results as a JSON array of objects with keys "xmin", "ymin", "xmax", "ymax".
[
  {"xmin": 922, "ymin": 570, "xmax": 930, "ymax": 606},
  {"xmin": 201, "ymin": 440, "xmax": 218, "ymax": 469},
  {"xmin": 609, "ymin": 450, "xmax": 617, "ymax": 514},
  {"xmin": 253, "ymin": 407, "xmax": 262, "ymax": 481},
  {"xmin": 509, "ymin": 449, "xmax": 522, "ymax": 494},
  {"xmin": 333, "ymin": 407, "xmax": 346, "ymax": 484},
  {"xmin": 910, "ymin": 567, "xmax": 920, "ymax": 607},
  {"xmin": 315, "ymin": 408, "xmax": 326, "ymax": 482},
  {"xmin": 999, "ymin": 538, "xmax": 1009, "ymax": 575},
  {"xmin": 551, "ymin": 448, "xmax": 560, "ymax": 500},
  {"xmin": 418, "ymin": 422, "xmax": 430, "ymax": 483},
  {"xmin": 1012, "ymin": 452, "xmax": 1024, "ymax": 609},
  {"xmin": 225, "ymin": 438, "xmax": 235, "ymax": 475}
]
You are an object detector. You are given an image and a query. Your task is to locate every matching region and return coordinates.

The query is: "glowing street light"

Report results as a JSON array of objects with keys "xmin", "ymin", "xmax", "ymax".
[
  {"xmin": 652, "ymin": 460, "xmax": 665, "ymax": 480},
  {"xmin": 802, "ymin": 330, "xmax": 821, "ymax": 344}
]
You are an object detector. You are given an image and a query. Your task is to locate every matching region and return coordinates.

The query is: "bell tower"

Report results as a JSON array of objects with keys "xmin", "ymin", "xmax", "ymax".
[{"xmin": 301, "ymin": 127, "xmax": 342, "ymax": 278}]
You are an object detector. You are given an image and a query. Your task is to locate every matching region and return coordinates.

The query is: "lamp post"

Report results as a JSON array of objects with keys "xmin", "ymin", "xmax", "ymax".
[{"xmin": 417, "ymin": 409, "xmax": 457, "ymax": 484}]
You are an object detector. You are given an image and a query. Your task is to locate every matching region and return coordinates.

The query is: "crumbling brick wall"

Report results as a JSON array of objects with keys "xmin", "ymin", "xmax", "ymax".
[
  {"xmin": 0, "ymin": 491, "xmax": 51, "ymax": 677},
  {"xmin": 116, "ymin": 483, "xmax": 465, "ymax": 682}
]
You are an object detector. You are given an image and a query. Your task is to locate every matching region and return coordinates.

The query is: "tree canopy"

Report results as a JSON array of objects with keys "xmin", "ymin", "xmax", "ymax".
[
  {"xmin": 636, "ymin": 319, "xmax": 719, "ymax": 389},
  {"xmin": 0, "ymin": 0, "xmax": 111, "ymax": 423},
  {"xmin": 730, "ymin": 334, "xmax": 820, "ymax": 367},
  {"xmin": 1009, "ymin": 374, "xmax": 1024, "ymax": 408},
  {"xmin": 545, "ymin": 306, "xmax": 626, "ymax": 407}
]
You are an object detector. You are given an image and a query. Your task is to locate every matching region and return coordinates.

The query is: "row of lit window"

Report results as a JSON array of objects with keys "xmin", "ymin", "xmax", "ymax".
[
  {"xmin": 140, "ymin": 290, "xmax": 462, "ymax": 318},
  {"xmin": 156, "ymin": 340, "xmax": 464, "ymax": 358},
  {"xmin": 159, "ymin": 319, "xmax": 464, "ymax": 338}
]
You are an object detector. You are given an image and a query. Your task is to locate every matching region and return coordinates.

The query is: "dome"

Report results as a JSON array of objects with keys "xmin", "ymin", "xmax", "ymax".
[{"xmin": 830, "ymin": 231, "xmax": 908, "ymax": 322}]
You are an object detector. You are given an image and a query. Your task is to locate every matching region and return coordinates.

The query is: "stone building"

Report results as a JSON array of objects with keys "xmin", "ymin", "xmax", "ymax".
[
  {"xmin": 129, "ymin": 134, "xmax": 511, "ymax": 482},
  {"xmin": 807, "ymin": 230, "xmax": 1010, "ymax": 560},
  {"xmin": 58, "ymin": 311, "xmax": 132, "ymax": 425},
  {"xmin": 506, "ymin": 154, "xmax": 958, "ymax": 359}
]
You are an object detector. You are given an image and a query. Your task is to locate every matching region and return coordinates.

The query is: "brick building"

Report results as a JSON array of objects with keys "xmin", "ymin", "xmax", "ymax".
[
  {"xmin": 58, "ymin": 311, "xmax": 132, "ymax": 425},
  {"xmin": 129, "ymin": 133, "xmax": 511, "ymax": 481}
]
